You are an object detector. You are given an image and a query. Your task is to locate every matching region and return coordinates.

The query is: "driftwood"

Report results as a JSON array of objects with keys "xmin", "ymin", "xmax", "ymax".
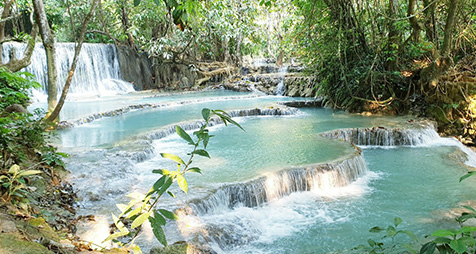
[{"xmin": 195, "ymin": 62, "xmax": 236, "ymax": 86}]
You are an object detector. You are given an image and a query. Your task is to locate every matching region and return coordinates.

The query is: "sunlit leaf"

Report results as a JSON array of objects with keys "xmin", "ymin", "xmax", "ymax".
[
  {"xmin": 432, "ymin": 229, "xmax": 457, "ymax": 237},
  {"xmin": 160, "ymin": 153, "xmax": 185, "ymax": 165},
  {"xmin": 18, "ymin": 170, "xmax": 42, "ymax": 177},
  {"xmin": 131, "ymin": 211, "xmax": 152, "ymax": 229},
  {"xmin": 126, "ymin": 206, "xmax": 143, "ymax": 219},
  {"xmin": 152, "ymin": 169, "xmax": 170, "ymax": 175},
  {"xmin": 177, "ymin": 174, "xmax": 187, "ymax": 193},
  {"xmin": 187, "ymin": 167, "xmax": 202, "ymax": 174}
]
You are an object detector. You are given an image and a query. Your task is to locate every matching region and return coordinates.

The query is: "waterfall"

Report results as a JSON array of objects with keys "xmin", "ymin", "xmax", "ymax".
[
  {"xmin": 322, "ymin": 122, "xmax": 476, "ymax": 168},
  {"xmin": 321, "ymin": 123, "xmax": 440, "ymax": 147},
  {"xmin": 1, "ymin": 42, "xmax": 135, "ymax": 101},
  {"xmin": 189, "ymin": 154, "xmax": 368, "ymax": 215},
  {"xmin": 274, "ymin": 66, "xmax": 288, "ymax": 96}
]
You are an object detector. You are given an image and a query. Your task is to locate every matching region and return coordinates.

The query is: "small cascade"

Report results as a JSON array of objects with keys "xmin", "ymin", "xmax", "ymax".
[
  {"xmin": 322, "ymin": 123, "xmax": 440, "ymax": 147},
  {"xmin": 146, "ymin": 107, "xmax": 299, "ymax": 140},
  {"xmin": 189, "ymin": 154, "xmax": 368, "ymax": 215},
  {"xmin": 83, "ymin": 107, "xmax": 300, "ymax": 164},
  {"xmin": 57, "ymin": 94, "xmax": 266, "ymax": 128},
  {"xmin": 2, "ymin": 42, "xmax": 134, "ymax": 101},
  {"xmin": 274, "ymin": 66, "xmax": 288, "ymax": 96}
]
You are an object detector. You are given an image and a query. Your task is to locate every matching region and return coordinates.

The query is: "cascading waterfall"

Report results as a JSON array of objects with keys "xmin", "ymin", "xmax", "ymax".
[
  {"xmin": 321, "ymin": 122, "xmax": 440, "ymax": 147},
  {"xmin": 189, "ymin": 153, "xmax": 368, "ymax": 215},
  {"xmin": 274, "ymin": 66, "xmax": 288, "ymax": 96},
  {"xmin": 1, "ymin": 42, "xmax": 134, "ymax": 101},
  {"xmin": 322, "ymin": 122, "xmax": 476, "ymax": 168}
]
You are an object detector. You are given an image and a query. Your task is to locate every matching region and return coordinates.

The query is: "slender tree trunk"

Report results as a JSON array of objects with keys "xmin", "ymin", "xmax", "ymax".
[
  {"xmin": 423, "ymin": 0, "xmax": 437, "ymax": 46},
  {"xmin": 46, "ymin": 0, "xmax": 99, "ymax": 122},
  {"xmin": 386, "ymin": 0, "xmax": 399, "ymax": 70},
  {"xmin": 33, "ymin": 0, "xmax": 57, "ymax": 116},
  {"xmin": 0, "ymin": 0, "xmax": 14, "ymax": 63},
  {"xmin": 441, "ymin": 0, "xmax": 460, "ymax": 58},
  {"xmin": 407, "ymin": 0, "xmax": 422, "ymax": 42}
]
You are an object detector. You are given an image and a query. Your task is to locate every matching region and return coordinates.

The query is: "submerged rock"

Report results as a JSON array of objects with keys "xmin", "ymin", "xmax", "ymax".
[{"xmin": 150, "ymin": 241, "xmax": 217, "ymax": 254}]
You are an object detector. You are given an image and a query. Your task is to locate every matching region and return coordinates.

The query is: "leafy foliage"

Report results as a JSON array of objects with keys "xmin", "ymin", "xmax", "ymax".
[
  {"xmin": 106, "ymin": 108, "xmax": 243, "ymax": 252},
  {"xmin": 0, "ymin": 164, "xmax": 42, "ymax": 204},
  {"xmin": 0, "ymin": 68, "xmax": 40, "ymax": 111}
]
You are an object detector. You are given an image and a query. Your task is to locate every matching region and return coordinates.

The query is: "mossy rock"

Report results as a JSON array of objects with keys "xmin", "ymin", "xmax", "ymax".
[
  {"xmin": 150, "ymin": 241, "xmax": 215, "ymax": 254},
  {"xmin": 0, "ymin": 233, "xmax": 53, "ymax": 254},
  {"xmin": 16, "ymin": 217, "xmax": 60, "ymax": 242}
]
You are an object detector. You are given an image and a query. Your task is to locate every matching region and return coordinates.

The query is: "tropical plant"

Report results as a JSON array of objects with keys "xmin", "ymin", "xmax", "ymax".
[
  {"xmin": 105, "ymin": 108, "xmax": 243, "ymax": 253},
  {"xmin": 0, "ymin": 164, "xmax": 42, "ymax": 204}
]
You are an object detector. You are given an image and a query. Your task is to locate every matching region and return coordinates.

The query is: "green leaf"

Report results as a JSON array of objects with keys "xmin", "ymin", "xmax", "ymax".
[
  {"xmin": 153, "ymin": 0, "xmax": 160, "ymax": 5},
  {"xmin": 459, "ymin": 172, "xmax": 476, "ymax": 182},
  {"xmin": 177, "ymin": 174, "xmax": 187, "ymax": 194},
  {"xmin": 192, "ymin": 149, "xmax": 210, "ymax": 158},
  {"xmin": 160, "ymin": 153, "xmax": 185, "ymax": 165},
  {"xmin": 462, "ymin": 206, "xmax": 476, "ymax": 213},
  {"xmin": 369, "ymin": 226, "xmax": 384, "ymax": 233},
  {"xmin": 133, "ymin": 0, "xmax": 141, "ymax": 6},
  {"xmin": 159, "ymin": 209, "xmax": 178, "ymax": 220},
  {"xmin": 152, "ymin": 169, "xmax": 170, "ymax": 175},
  {"xmin": 131, "ymin": 211, "xmax": 152, "ymax": 229},
  {"xmin": 187, "ymin": 167, "xmax": 202, "ymax": 174},
  {"xmin": 457, "ymin": 226, "xmax": 476, "ymax": 234},
  {"xmin": 399, "ymin": 230, "xmax": 418, "ymax": 241},
  {"xmin": 153, "ymin": 211, "xmax": 166, "ymax": 226},
  {"xmin": 176, "ymin": 126, "xmax": 195, "ymax": 145},
  {"xmin": 449, "ymin": 239, "xmax": 467, "ymax": 254},
  {"xmin": 202, "ymin": 108, "xmax": 211, "ymax": 121},
  {"xmin": 433, "ymin": 237, "xmax": 451, "ymax": 244},
  {"xmin": 149, "ymin": 218, "xmax": 167, "ymax": 247},
  {"xmin": 394, "ymin": 217, "xmax": 402, "ymax": 227},
  {"xmin": 158, "ymin": 176, "xmax": 173, "ymax": 195},
  {"xmin": 386, "ymin": 226, "xmax": 397, "ymax": 237},
  {"xmin": 432, "ymin": 229, "xmax": 457, "ymax": 237},
  {"xmin": 420, "ymin": 242, "xmax": 436, "ymax": 254},
  {"xmin": 167, "ymin": 191, "xmax": 175, "ymax": 198}
]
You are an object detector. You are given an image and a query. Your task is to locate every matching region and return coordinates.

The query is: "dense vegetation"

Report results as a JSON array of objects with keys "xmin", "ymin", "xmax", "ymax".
[{"xmin": 1, "ymin": 0, "xmax": 476, "ymax": 253}]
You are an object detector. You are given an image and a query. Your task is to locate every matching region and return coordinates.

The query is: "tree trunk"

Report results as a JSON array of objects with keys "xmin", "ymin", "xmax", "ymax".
[
  {"xmin": 423, "ymin": 0, "xmax": 437, "ymax": 46},
  {"xmin": 0, "ymin": 25, "xmax": 38, "ymax": 72},
  {"xmin": 386, "ymin": 0, "xmax": 399, "ymax": 70},
  {"xmin": 33, "ymin": 0, "xmax": 57, "ymax": 116},
  {"xmin": 0, "ymin": 0, "xmax": 14, "ymax": 63},
  {"xmin": 46, "ymin": 0, "xmax": 99, "ymax": 122},
  {"xmin": 441, "ymin": 0, "xmax": 460, "ymax": 58},
  {"xmin": 407, "ymin": 0, "xmax": 422, "ymax": 42}
]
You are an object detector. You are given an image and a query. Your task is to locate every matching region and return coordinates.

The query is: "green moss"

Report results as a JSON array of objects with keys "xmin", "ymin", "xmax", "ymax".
[
  {"xmin": 0, "ymin": 233, "xmax": 53, "ymax": 254},
  {"xmin": 15, "ymin": 217, "xmax": 61, "ymax": 242},
  {"xmin": 150, "ymin": 242, "xmax": 192, "ymax": 254}
]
